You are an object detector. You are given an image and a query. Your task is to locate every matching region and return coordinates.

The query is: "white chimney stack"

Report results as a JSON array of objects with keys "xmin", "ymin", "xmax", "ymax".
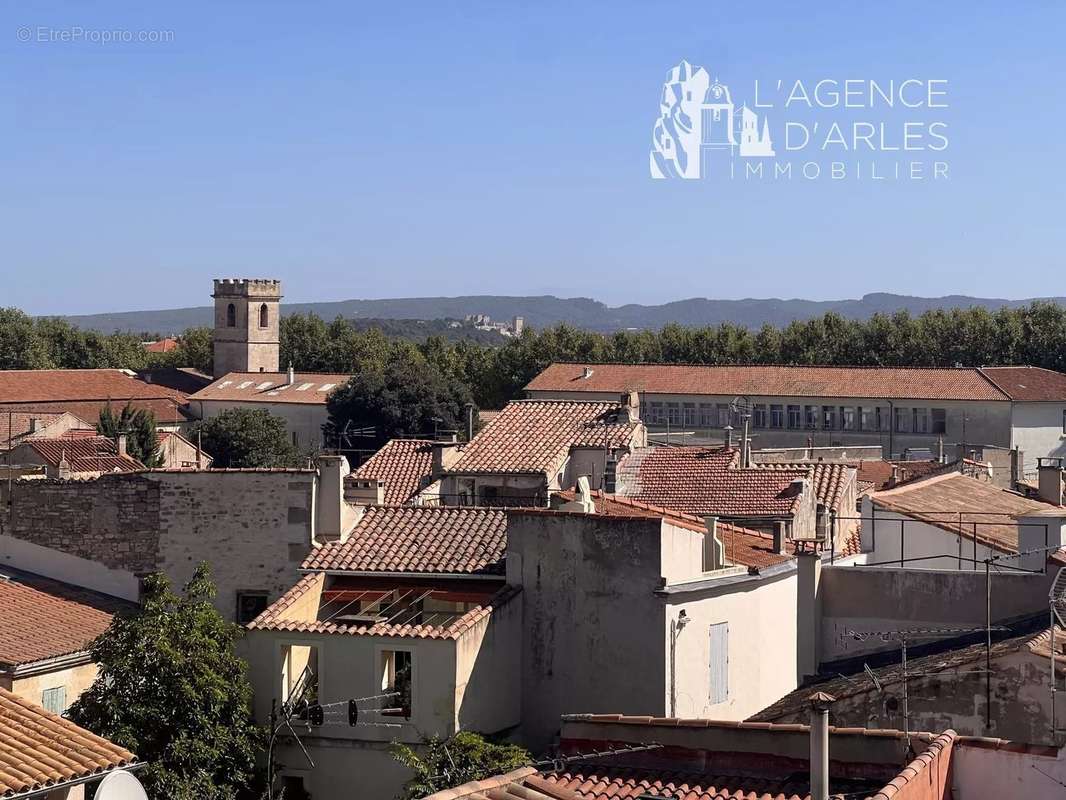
[
  {"xmin": 808, "ymin": 691, "xmax": 834, "ymax": 800},
  {"xmin": 116, "ymin": 434, "xmax": 128, "ymax": 458}
]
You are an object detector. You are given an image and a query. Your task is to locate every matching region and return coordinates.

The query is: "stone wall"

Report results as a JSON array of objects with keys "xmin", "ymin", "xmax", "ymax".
[
  {"xmin": 1, "ymin": 469, "xmax": 320, "ymax": 621},
  {"xmin": 2, "ymin": 475, "xmax": 161, "ymax": 573}
]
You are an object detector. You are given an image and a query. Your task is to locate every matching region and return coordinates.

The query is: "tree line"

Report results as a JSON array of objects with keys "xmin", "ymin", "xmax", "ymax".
[{"xmin": 6, "ymin": 302, "xmax": 1066, "ymax": 412}]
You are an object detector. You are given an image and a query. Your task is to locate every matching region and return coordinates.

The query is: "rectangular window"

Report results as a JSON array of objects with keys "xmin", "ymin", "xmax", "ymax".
[
  {"xmin": 804, "ymin": 405, "xmax": 819, "ymax": 429},
  {"xmin": 715, "ymin": 403, "xmax": 730, "ymax": 428},
  {"xmin": 381, "ymin": 649, "xmax": 413, "ymax": 718},
  {"xmin": 708, "ymin": 622, "xmax": 729, "ymax": 704},
  {"xmin": 41, "ymin": 687, "xmax": 66, "ymax": 715},
  {"xmin": 787, "ymin": 405, "xmax": 802, "ymax": 429},
  {"xmin": 753, "ymin": 404, "xmax": 767, "ymax": 428},
  {"xmin": 770, "ymin": 404, "xmax": 784, "ymax": 429},
  {"xmin": 237, "ymin": 591, "xmax": 270, "ymax": 625},
  {"xmin": 666, "ymin": 403, "xmax": 682, "ymax": 426},
  {"xmin": 699, "ymin": 403, "xmax": 716, "ymax": 427},
  {"xmin": 647, "ymin": 402, "xmax": 664, "ymax": 424},
  {"xmin": 822, "ymin": 406, "xmax": 837, "ymax": 430},
  {"xmin": 913, "ymin": 408, "xmax": 929, "ymax": 434},
  {"xmin": 281, "ymin": 644, "xmax": 320, "ymax": 705},
  {"xmin": 683, "ymin": 403, "xmax": 698, "ymax": 427},
  {"xmin": 895, "ymin": 407, "xmax": 911, "ymax": 433},
  {"xmin": 932, "ymin": 408, "xmax": 947, "ymax": 434},
  {"xmin": 841, "ymin": 407, "xmax": 856, "ymax": 431},
  {"xmin": 859, "ymin": 406, "xmax": 875, "ymax": 431}
]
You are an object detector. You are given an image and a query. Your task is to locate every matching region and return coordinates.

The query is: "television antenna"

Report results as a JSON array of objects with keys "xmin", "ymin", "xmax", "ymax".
[
  {"xmin": 729, "ymin": 396, "xmax": 753, "ymax": 467},
  {"xmin": 1047, "ymin": 566, "xmax": 1066, "ymax": 738},
  {"xmin": 95, "ymin": 770, "xmax": 149, "ymax": 800}
]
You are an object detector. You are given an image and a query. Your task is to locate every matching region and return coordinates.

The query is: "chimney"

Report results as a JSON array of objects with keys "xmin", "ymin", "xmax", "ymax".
[
  {"xmin": 28, "ymin": 417, "xmax": 40, "ymax": 434},
  {"xmin": 1037, "ymin": 458, "xmax": 1065, "ymax": 505},
  {"xmin": 286, "ymin": 363, "xmax": 295, "ymax": 386},
  {"xmin": 889, "ymin": 464, "xmax": 900, "ymax": 487},
  {"xmin": 808, "ymin": 692, "xmax": 835, "ymax": 800},
  {"xmin": 581, "ymin": 366, "xmax": 594, "ymax": 380},
  {"xmin": 57, "ymin": 450, "xmax": 71, "ymax": 480},
  {"xmin": 316, "ymin": 455, "xmax": 353, "ymax": 542},
  {"xmin": 557, "ymin": 476, "xmax": 597, "ymax": 513},
  {"xmin": 724, "ymin": 425, "xmax": 734, "ymax": 449},
  {"xmin": 620, "ymin": 390, "xmax": 639, "ymax": 423},
  {"xmin": 772, "ymin": 520, "xmax": 788, "ymax": 555},
  {"xmin": 117, "ymin": 434, "xmax": 128, "ymax": 458},
  {"xmin": 344, "ymin": 477, "xmax": 385, "ymax": 507},
  {"xmin": 431, "ymin": 435, "xmax": 461, "ymax": 476},
  {"xmin": 936, "ymin": 435, "xmax": 945, "ymax": 464},
  {"xmin": 703, "ymin": 516, "xmax": 726, "ymax": 570},
  {"xmin": 797, "ymin": 544, "xmax": 822, "ymax": 680}
]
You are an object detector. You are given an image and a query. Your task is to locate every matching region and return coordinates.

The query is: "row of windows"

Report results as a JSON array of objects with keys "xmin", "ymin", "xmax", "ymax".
[
  {"xmin": 644, "ymin": 401, "xmax": 948, "ymax": 434},
  {"xmin": 225, "ymin": 302, "xmax": 271, "ymax": 328}
]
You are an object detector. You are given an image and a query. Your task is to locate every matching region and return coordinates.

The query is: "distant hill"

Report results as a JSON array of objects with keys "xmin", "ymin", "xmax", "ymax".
[{"xmin": 56, "ymin": 292, "xmax": 1066, "ymax": 335}]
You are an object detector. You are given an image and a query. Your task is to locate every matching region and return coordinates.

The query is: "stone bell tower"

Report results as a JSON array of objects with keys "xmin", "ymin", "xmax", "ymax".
[{"xmin": 211, "ymin": 278, "xmax": 282, "ymax": 378}]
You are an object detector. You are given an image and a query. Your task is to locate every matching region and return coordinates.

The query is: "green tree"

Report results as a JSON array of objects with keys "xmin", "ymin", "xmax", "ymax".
[
  {"xmin": 196, "ymin": 408, "xmax": 301, "ymax": 468},
  {"xmin": 97, "ymin": 401, "xmax": 164, "ymax": 468},
  {"xmin": 391, "ymin": 732, "xmax": 531, "ymax": 800},
  {"xmin": 68, "ymin": 564, "xmax": 262, "ymax": 800},
  {"xmin": 326, "ymin": 352, "xmax": 476, "ymax": 449},
  {"xmin": 0, "ymin": 308, "xmax": 53, "ymax": 368}
]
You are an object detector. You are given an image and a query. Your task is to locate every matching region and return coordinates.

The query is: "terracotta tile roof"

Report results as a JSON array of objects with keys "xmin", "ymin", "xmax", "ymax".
[
  {"xmin": 979, "ymin": 366, "xmax": 1066, "ymax": 401},
  {"xmin": 143, "ymin": 337, "xmax": 179, "ymax": 353},
  {"xmin": 0, "ymin": 368, "xmax": 190, "ymax": 425},
  {"xmin": 751, "ymin": 628, "xmax": 1059, "ymax": 723},
  {"xmin": 21, "ymin": 434, "xmax": 144, "ymax": 473},
  {"xmin": 302, "ymin": 506, "xmax": 507, "ymax": 575},
  {"xmin": 189, "ymin": 372, "xmax": 352, "ymax": 405},
  {"xmin": 135, "ymin": 367, "xmax": 212, "ymax": 395},
  {"xmin": 248, "ymin": 573, "xmax": 520, "ymax": 640},
  {"xmin": 854, "ymin": 459, "xmax": 952, "ymax": 492},
  {"xmin": 0, "ymin": 569, "xmax": 133, "ymax": 668},
  {"xmin": 553, "ymin": 490, "xmax": 794, "ymax": 570},
  {"xmin": 755, "ymin": 462, "xmax": 855, "ymax": 510},
  {"xmin": 0, "ymin": 688, "xmax": 136, "ymax": 797},
  {"xmin": 526, "ymin": 362, "xmax": 1009, "ymax": 401},
  {"xmin": 448, "ymin": 400, "xmax": 640, "ymax": 475},
  {"xmin": 618, "ymin": 447, "xmax": 809, "ymax": 518},
  {"xmin": 420, "ymin": 767, "xmax": 583, "ymax": 800},
  {"xmin": 352, "ymin": 439, "xmax": 435, "ymax": 505},
  {"xmin": 870, "ymin": 472, "xmax": 1054, "ymax": 553},
  {"xmin": 541, "ymin": 766, "xmax": 822, "ymax": 800}
]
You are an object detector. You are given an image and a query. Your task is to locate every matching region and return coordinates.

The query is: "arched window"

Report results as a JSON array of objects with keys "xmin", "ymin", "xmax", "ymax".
[
  {"xmin": 259, "ymin": 303, "xmax": 269, "ymax": 328},
  {"xmin": 226, "ymin": 303, "xmax": 236, "ymax": 327}
]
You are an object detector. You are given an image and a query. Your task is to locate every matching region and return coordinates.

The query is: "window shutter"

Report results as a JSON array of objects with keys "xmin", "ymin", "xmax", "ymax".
[{"xmin": 709, "ymin": 622, "xmax": 729, "ymax": 704}]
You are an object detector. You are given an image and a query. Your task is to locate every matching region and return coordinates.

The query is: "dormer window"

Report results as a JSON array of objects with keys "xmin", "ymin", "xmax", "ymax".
[
  {"xmin": 259, "ymin": 303, "xmax": 269, "ymax": 328},
  {"xmin": 226, "ymin": 303, "xmax": 236, "ymax": 327}
]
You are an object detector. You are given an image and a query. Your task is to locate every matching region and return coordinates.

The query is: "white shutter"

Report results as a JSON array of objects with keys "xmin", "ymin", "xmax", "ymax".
[{"xmin": 709, "ymin": 622, "xmax": 729, "ymax": 704}]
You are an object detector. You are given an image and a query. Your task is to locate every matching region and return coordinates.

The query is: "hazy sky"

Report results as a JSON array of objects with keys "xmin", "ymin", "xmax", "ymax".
[{"xmin": 4, "ymin": 1, "xmax": 1064, "ymax": 315}]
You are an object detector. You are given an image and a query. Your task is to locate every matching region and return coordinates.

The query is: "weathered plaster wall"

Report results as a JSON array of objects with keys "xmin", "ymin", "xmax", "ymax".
[
  {"xmin": 506, "ymin": 512, "xmax": 669, "ymax": 751},
  {"xmin": 9, "ymin": 662, "xmax": 99, "ymax": 714}
]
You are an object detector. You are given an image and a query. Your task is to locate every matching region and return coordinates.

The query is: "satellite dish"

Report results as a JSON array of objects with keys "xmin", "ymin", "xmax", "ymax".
[
  {"xmin": 1049, "ymin": 566, "xmax": 1066, "ymax": 628},
  {"xmin": 95, "ymin": 770, "xmax": 148, "ymax": 800}
]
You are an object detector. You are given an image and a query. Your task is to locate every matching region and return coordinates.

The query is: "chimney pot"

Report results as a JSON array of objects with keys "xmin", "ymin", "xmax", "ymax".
[
  {"xmin": 581, "ymin": 366, "xmax": 594, "ymax": 379},
  {"xmin": 808, "ymin": 691, "xmax": 834, "ymax": 800}
]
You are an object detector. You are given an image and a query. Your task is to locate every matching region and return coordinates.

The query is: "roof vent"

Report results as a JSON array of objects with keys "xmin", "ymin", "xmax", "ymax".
[{"xmin": 581, "ymin": 366, "xmax": 594, "ymax": 379}]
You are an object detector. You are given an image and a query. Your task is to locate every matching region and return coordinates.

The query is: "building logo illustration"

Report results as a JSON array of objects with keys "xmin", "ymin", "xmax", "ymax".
[{"xmin": 650, "ymin": 60, "xmax": 774, "ymax": 180}]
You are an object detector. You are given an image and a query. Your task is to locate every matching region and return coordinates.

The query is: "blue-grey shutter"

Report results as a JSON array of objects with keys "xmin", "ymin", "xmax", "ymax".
[{"xmin": 709, "ymin": 622, "xmax": 729, "ymax": 704}]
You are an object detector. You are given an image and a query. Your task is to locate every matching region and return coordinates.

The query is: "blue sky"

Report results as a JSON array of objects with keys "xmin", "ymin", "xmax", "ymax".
[{"xmin": 3, "ymin": 1, "xmax": 1064, "ymax": 314}]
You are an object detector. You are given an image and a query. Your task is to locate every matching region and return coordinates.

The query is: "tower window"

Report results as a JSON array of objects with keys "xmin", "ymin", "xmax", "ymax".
[
  {"xmin": 259, "ymin": 303, "xmax": 269, "ymax": 328},
  {"xmin": 226, "ymin": 303, "xmax": 236, "ymax": 327}
]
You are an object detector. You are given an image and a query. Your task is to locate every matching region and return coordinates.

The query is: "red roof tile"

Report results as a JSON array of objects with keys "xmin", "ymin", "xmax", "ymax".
[
  {"xmin": 143, "ymin": 338, "xmax": 179, "ymax": 353},
  {"xmin": 303, "ymin": 506, "xmax": 507, "ymax": 575},
  {"xmin": 0, "ymin": 570, "xmax": 132, "ymax": 668},
  {"xmin": 21, "ymin": 434, "xmax": 144, "ymax": 473},
  {"xmin": 553, "ymin": 490, "xmax": 794, "ymax": 570},
  {"xmin": 352, "ymin": 439, "xmax": 435, "ymax": 505},
  {"xmin": 0, "ymin": 369, "xmax": 189, "ymax": 424},
  {"xmin": 618, "ymin": 447, "xmax": 808, "ymax": 518},
  {"xmin": 0, "ymin": 688, "xmax": 136, "ymax": 797},
  {"xmin": 754, "ymin": 462, "xmax": 855, "ymax": 510},
  {"xmin": 0, "ymin": 412, "xmax": 68, "ymax": 450},
  {"xmin": 526, "ymin": 363, "xmax": 1009, "ymax": 401},
  {"xmin": 854, "ymin": 459, "xmax": 949, "ymax": 492},
  {"xmin": 870, "ymin": 472, "xmax": 1053, "ymax": 553},
  {"xmin": 448, "ymin": 400, "xmax": 640, "ymax": 475},
  {"xmin": 979, "ymin": 366, "xmax": 1066, "ymax": 401},
  {"xmin": 189, "ymin": 372, "xmax": 352, "ymax": 405}
]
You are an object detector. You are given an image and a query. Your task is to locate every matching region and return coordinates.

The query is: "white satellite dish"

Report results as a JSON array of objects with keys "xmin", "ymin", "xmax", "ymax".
[
  {"xmin": 1049, "ymin": 566, "xmax": 1066, "ymax": 628},
  {"xmin": 95, "ymin": 770, "xmax": 149, "ymax": 800}
]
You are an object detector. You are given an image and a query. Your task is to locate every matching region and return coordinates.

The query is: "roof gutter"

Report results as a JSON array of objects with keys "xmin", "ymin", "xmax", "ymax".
[
  {"xmin": 6, "ymin": 650, "xmax": 92, "ymax": 679},
  {"xmin": 301, "ymin": 568, "xmax": 505, "ymax": 580},
  {"xmin": 8, "ymin": 762, "xmax": 145, "ymax": 800},
  {"xmin": 657, "ymin": 558, "xmax": 798, "ymax": 596}
]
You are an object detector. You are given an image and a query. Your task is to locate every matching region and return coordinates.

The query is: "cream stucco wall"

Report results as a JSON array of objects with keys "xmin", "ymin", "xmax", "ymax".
[
  {"xmin": 192, "ymin": 398, "xmax": 330, "ymax": 453},
  {"xmin": 7, "ymin": 662, "xmax": 99, "ymax": 714},
  {"xmin": 1010, "ymin": 401, "xmax": 1066, "ymax": 471},
  {"xmin": 666, "ymin": 568, "xmax": 800, "ymax": 721},
  {"xmin": 861, "ymin": 497, "xmax": 1002, "ymax": 571}
]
